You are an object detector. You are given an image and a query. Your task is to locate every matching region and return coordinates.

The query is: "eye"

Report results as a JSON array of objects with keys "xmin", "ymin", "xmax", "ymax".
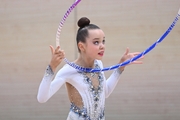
[
  {"xmin": 102, "ymin": 40, "xmax": 105, "ymax": 44},
  {"xmin": 93, "ymin": 41, "xmax": 99, "ymax": 45}
]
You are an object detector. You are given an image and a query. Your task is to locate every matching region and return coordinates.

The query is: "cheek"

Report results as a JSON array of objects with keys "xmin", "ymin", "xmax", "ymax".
[
  {"xmin": 86, "ymin": 45, "xmax": 97, "ymax": 54},
  {"xmin": 90, "ymin": 45, "xmax": 98, "ymax": 51}
]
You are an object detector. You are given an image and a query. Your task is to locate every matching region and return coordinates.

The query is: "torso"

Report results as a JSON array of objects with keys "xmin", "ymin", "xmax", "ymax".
[{"xmin": 63, "ymin": 60, "xmax": 105, "ymax": 119}]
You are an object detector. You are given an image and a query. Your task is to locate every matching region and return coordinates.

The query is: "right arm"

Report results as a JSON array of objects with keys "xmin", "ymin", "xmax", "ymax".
[{"xmin": 37, "ymin": 45, "xmax": 65, "ymax": 103}]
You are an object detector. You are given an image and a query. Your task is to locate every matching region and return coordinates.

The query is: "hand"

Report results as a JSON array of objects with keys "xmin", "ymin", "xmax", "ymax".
[
  {"xmin": 49, "ymin": 45, "xmax": 65, "ymax": 72},
  {"xmin": 119, "ymin": 47, "xmax": 144, "ymax": 71}
]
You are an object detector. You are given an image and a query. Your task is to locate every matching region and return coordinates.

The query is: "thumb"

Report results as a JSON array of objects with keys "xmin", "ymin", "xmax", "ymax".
[
  {"xmin": 49, "ymin": 45, "xmax": 55, "ymax": 55},
  {"xmin": 124, "ymin": 47, "xmax": 129, "ymax": 55}
]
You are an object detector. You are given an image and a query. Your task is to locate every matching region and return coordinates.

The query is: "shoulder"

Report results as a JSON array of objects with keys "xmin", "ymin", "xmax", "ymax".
[{"xmin": 56, "ymin": 64, "xmax": 77, "ymax": 78}]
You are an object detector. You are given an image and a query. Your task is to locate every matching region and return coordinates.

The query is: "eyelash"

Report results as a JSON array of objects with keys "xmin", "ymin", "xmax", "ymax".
[
  {"xmin": 94, "ymin": 40, "xmax": 105, "ymax": 45},
  {"xmin": 94, "ymin": 41, "xmax": 99, "ymax": 45},
  {"xmin": 102, "ymin": 40, "xmax": 105, "ymax": 44}
]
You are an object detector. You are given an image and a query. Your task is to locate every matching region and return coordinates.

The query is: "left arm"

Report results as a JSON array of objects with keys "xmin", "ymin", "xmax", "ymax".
[
  {"xmin": 105, "ymin": 47, "xmax": 144, "ymax": 98},
  {"xmin": 105, "ymin": 68, "xmax": 123, "ymax": 98}
]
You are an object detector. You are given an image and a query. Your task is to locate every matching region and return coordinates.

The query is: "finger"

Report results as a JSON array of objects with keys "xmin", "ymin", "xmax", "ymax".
[
  {"xmin": 58, "ymin": 56, "xmax": 65, "ymax": 60},
  {"xmin": 60, "ymin": 50, "xmax": 65, "ymax": 56},
  {"xmin": 56, "ymin": 50, "xmax": 65, "ymax": 57},
  {"xmin": 135, "ymin": 55, "xmax": 144, "ymax": 60},
  {"xmin": 55, "ymin": 46, "xmax": 60, "ymax": 53},
  {"xmin": 132, "ymin": 61, "xmax": 143, "ymax": 64},
  {"xmin": 49, "ymin": 45, "xmax": 55, "ymax": 55},
  {"xmin": 139, "ymin": 56, "xmax": 144, "ymax": 59},
  {"xmin": 56, "ymin": 55, "xmax": 65, "ymax": 61},
  {"xmin": 56, "ymin": 50, "xmax": 64, "ymax": 56},
  {"xmin": 136, "ymin": 57, "xmax": 144, "ymax": 61},
  {"xmin": 59, "ymin": 49, "xmax": 64, "ymax": 53},
  {"xmin": 132, "ymin": 52, "xmax": 141, "ymax": 56},
  {"xmin": 124, "ymin": 47, "xmax": 129, "ymax": 55}
]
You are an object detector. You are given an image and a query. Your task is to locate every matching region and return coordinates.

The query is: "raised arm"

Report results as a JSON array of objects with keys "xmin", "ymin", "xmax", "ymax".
[
  {"xmin": 37, "ymin": 45, "xmax": 65, "ymax": 103},
  {"xmin": 105, "ymin": 47, "xmax": 144, "ymax": 98}
]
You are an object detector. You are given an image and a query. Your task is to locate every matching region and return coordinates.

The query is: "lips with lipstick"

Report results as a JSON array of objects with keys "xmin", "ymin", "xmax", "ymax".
[{"xmin": 98, "ymin": 51, "xmax": 104, "ymax": 56}]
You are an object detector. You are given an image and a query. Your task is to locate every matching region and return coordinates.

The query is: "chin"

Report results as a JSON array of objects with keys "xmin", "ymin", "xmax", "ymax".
[{"xmin": 96, "ymin": 57, "xmax": 103, "ymax": 60}]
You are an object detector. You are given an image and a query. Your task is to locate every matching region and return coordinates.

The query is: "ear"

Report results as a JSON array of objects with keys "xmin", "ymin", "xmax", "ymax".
[{"xmin": 78, "ymin": 42, "xmax": 85, "ymax": 52}]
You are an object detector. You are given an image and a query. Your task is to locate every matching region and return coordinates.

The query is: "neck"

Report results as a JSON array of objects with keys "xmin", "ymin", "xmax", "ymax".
[{"xmin": 75, "ymin": 54, "xmax": 95, "ymax": 68}]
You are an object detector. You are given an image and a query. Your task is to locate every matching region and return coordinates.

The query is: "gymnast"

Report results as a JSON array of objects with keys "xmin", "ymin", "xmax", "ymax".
[{"xmin": 37, "ymin": 17, "xmax": 144, "ymax": 120}]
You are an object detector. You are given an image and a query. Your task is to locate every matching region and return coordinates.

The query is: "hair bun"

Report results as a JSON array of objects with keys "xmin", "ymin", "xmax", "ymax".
[{"xmin": 77, "ymin": 17, "xmax": 90, "ymax": 28}]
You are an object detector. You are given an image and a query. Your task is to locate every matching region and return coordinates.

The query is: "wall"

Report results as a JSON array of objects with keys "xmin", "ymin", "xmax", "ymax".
[{"xmin": 0, "ymin": 0, "xmax": 180, "ymax": 120}]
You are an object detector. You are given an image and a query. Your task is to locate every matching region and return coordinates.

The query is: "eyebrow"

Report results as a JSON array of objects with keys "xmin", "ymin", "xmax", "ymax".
[{"xmin": 93, "ymin": 37, "xmax": 105, "ymax": 40}]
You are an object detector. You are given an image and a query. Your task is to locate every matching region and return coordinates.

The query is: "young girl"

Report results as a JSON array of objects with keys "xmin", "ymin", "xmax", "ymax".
[{"xmin": 37, "ymin": 17, "xmax": 143, "ymax": 120}]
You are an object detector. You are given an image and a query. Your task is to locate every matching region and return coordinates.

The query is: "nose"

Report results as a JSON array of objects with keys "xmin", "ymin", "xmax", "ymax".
[{"xmin": 100, "ymin": 43, "xmax": 105, "ymax": 50}]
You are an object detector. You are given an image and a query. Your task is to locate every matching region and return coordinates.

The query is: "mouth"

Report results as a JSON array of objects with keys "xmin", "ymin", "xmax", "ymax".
[{"xmin": 98, "ymin": 51, "xmax": 104, "ymax": 56}]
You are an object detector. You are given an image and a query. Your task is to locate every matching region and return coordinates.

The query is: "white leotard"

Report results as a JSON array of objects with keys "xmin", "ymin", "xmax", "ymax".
[{"xmin": 37, "ymin": 60, "xmax": 122, "ymax": 120}]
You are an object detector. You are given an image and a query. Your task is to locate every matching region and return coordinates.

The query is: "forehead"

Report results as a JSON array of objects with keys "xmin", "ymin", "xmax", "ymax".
[{"xmin": 87, "ymin": 29, "xmax": 105, "ymax": 39}]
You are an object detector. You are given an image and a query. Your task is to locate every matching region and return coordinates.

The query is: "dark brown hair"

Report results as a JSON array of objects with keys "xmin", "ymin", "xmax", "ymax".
[{"xmin": 76, "ymin": 17, "xmax": 100, "ymax": 52}]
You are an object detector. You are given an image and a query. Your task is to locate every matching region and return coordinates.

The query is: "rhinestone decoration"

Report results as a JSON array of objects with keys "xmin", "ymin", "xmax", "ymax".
[
  {"xmin": 70, "ymin": 102, "xmax": 104, "ymax": 120},
  {"xmin": 76, "ymin": 61, "xmax": 104, "ymax": 120},
  {"xmin": 45, "ymin": 65, "xmax": 54, "ymax": 77}
]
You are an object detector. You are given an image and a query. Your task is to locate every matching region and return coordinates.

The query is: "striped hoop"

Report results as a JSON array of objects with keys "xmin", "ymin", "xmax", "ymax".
[{"xmin": 56, "ymin": 1, "xmax": 180, "ymax": 72}]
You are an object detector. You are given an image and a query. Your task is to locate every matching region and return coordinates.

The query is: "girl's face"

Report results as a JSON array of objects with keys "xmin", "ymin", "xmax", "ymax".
[{"xmin": 83, "ymin": 29, "xmax": 105, "ymax": 60}]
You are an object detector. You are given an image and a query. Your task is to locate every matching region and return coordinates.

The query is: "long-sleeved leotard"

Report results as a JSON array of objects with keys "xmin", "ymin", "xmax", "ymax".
[{"xmin": 37, "ymin": 60, "xmax": 122, "ymax": 120}]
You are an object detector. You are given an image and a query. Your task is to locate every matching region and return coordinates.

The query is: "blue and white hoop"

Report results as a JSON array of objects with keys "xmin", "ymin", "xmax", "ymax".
[{"xmin": 56, "ymin": 0, "xmax": 180, "ymax": 72}]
